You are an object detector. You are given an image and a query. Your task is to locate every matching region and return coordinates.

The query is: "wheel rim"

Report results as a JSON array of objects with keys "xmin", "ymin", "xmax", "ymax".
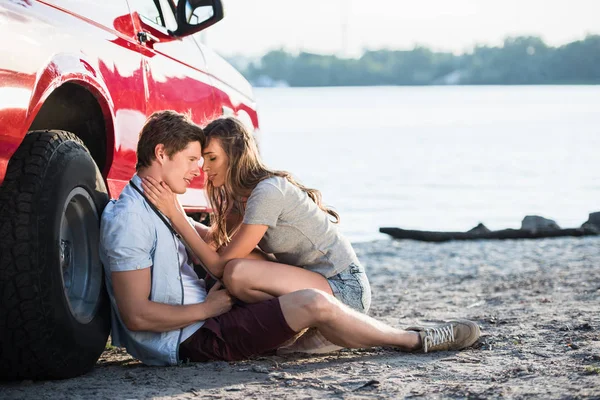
[{"xmin": 59, "ymin": 187, "xmax": 102, "ymax": 324}]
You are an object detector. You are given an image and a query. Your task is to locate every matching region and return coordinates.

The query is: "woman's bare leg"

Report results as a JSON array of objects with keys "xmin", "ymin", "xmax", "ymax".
[{"xmin": 222, "ymin": 258, "xmax": 334, "ymax": 303}]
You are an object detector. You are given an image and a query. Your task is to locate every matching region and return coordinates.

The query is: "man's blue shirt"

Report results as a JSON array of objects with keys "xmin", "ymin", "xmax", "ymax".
[{"xmin": 99, "ymin": 175, "xmax": 201, "ymax": 366}]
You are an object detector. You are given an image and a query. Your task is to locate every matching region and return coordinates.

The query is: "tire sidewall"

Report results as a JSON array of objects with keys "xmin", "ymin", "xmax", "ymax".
[{"xmin": 38, "ymin": 138, "xmax": 110, "ymax": 362}]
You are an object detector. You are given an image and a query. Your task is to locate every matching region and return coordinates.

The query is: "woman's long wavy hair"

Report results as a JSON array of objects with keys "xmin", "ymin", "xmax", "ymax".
[{"xmin": 204, "ymin": 117, "xmax": 340, "ymax": 248}]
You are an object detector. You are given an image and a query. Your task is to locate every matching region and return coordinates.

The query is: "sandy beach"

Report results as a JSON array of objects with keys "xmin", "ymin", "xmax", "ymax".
[{"xmin": 2, "ymin": 236, "xmax": 599, "ymax": 399}]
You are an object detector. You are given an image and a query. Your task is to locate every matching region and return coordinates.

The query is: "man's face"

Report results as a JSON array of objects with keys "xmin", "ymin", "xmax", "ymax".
[{"xmin": 159, "ymin": 141, "xmax": 202, "ymax": 194}]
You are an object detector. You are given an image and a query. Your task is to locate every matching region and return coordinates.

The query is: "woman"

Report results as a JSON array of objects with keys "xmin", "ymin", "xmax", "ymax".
[{"xmin": 141, "ymin": 117, "xmax": 371, "ymax": 317}]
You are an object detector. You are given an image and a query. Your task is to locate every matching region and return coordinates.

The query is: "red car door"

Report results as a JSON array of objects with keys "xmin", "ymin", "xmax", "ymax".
[{"xmin": 127, "ymin": 0, "xmax": 220, "ymax": 212}]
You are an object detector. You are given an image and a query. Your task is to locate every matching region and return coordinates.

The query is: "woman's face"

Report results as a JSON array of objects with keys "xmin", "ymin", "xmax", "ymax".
[{"xmin": 202, "ymin": 138, "xmax": 229, "ymax": 188}]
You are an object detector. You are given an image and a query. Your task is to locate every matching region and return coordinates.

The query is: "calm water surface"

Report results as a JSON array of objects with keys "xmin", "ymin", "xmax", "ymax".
[{"xmin": 254, "ymin": 86, "xmax": 600, "ymax": 242}]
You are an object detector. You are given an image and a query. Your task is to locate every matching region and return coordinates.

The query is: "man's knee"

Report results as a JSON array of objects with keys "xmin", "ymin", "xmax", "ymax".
[{"xmin": 294, "ymin": 289, "xmax": 337, "ymax": 324}]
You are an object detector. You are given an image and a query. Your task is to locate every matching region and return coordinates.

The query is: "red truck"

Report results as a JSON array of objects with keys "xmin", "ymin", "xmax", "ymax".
[{"xmin": 0, "ymin": 0, "xmax": 259, "ymax": 379}]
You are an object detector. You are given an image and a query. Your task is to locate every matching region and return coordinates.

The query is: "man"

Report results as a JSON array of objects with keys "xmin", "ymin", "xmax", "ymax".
[{"xmin": 99, "ymin": 110, "xmax": 481, "ymax": 366}]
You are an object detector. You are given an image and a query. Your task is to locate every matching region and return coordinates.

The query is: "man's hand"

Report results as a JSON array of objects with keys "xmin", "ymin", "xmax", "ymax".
[{"xmin": 204, "ymin": 282, "xmax": 233, "ymax": 317}]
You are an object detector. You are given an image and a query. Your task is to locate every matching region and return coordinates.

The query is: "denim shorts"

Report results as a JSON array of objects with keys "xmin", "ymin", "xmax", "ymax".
[{"xmin": 327, "ymin": 263, "xmax": 371, "ymax": 314}]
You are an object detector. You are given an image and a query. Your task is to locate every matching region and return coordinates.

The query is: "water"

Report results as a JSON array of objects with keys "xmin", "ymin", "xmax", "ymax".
[{"xmin": 254, "ymin": 86, "xmax": 600, "ymax": 243}]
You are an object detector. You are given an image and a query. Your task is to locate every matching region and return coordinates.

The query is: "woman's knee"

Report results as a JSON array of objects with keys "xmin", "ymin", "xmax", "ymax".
[{"xmin": 222, "ymin": 259, "xmax": 249, "ymax": 295}]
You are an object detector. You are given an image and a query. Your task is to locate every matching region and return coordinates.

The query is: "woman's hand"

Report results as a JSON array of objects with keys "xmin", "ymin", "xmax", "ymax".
[{"xmin": 141, "ymin": 176, "xmax": 183, "ymax": 220}]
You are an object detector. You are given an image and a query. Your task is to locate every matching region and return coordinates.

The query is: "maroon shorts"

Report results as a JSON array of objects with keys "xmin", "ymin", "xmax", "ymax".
[{"xmin": 179, "ymin": 297, "xmax": 297, "ymax": 362}]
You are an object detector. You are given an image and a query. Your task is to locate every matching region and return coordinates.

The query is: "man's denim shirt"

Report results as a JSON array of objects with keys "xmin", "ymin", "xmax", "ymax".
[{"xmin": 99, "ymin": 175, "xmax": 186, "ymax": 366}]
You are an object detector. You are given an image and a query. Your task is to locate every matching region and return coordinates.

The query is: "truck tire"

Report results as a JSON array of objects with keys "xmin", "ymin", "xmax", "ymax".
[{"xmin": 0, "ymin": 130, "xmax": 110, "ymax": 380}]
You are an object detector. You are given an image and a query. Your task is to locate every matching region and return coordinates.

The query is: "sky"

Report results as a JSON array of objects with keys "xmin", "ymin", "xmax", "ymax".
[{"xmin": 203, "ymin": 0, "xmax": 600, "ymax": 57}]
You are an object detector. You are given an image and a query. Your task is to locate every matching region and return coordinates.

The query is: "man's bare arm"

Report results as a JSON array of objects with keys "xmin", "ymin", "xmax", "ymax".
[{"xmin": 112, "ymin": 268, "xmax": 232, "ymax": 332}]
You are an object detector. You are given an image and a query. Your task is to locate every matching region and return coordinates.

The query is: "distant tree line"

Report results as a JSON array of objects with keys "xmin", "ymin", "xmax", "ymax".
[{"xmin": 234, "ymin": 36, "xmax": 600, "ymax": 87}]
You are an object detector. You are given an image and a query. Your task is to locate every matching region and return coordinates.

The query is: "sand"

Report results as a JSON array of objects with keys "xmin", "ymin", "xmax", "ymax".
[{"xmin": 2, "ymin": 236, "xmax": 599, "ymax": 399}]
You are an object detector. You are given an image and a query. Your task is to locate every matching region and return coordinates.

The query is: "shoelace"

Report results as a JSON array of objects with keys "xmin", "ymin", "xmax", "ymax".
[{"xmin": 422, "ymin": 324, "xmax": 455, "ymax": 353}]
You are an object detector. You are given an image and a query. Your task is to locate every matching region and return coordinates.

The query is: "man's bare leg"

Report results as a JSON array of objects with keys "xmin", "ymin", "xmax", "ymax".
[{"xmin": 279, "ymin": 289, "xmax": 421, "ymax": 350}]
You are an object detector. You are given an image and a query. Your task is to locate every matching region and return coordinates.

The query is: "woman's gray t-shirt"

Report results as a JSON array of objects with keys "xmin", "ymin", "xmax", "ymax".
[{"xmin": 243, "ymin": 176, "xmax": 359, "ymax": 278}]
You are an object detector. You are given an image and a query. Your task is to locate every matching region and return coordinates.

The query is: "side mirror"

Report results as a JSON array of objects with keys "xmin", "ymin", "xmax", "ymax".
[{"xmin": 172, "ymin": 0, "xmax": 224, "ymax": 37}]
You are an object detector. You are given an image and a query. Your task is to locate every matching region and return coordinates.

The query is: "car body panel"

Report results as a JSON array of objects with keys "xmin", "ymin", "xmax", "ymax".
[{"xmin": 0, "ymin": 0, "xmax": 259, "ymax": 212}]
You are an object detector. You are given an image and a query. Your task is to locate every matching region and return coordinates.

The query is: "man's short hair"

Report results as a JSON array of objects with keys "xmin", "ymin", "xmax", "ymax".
[{"xmin": 136, "ymin": 110, "xmax": 205, "ymax": 171}]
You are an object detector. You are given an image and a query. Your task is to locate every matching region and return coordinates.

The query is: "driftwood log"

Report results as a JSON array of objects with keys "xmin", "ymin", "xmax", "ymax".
[
  {"xmin": 380, "ymin": 213, "xmax": 600, "ymax": 242},
  {"xmin": 379, "ymin": 226, "xmax": 599, "ymax": 242}
]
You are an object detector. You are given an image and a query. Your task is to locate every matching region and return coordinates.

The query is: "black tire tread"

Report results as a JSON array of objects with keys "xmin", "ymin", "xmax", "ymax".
[{"xmin": 0, "ymin": 130, "xmax": 107, "ymax": 380}]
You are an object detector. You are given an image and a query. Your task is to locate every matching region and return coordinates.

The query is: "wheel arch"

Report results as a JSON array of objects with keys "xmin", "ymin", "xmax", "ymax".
[{"xmin": 27, "ymin": 57, "xmax": 117, "ymax": 176}]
